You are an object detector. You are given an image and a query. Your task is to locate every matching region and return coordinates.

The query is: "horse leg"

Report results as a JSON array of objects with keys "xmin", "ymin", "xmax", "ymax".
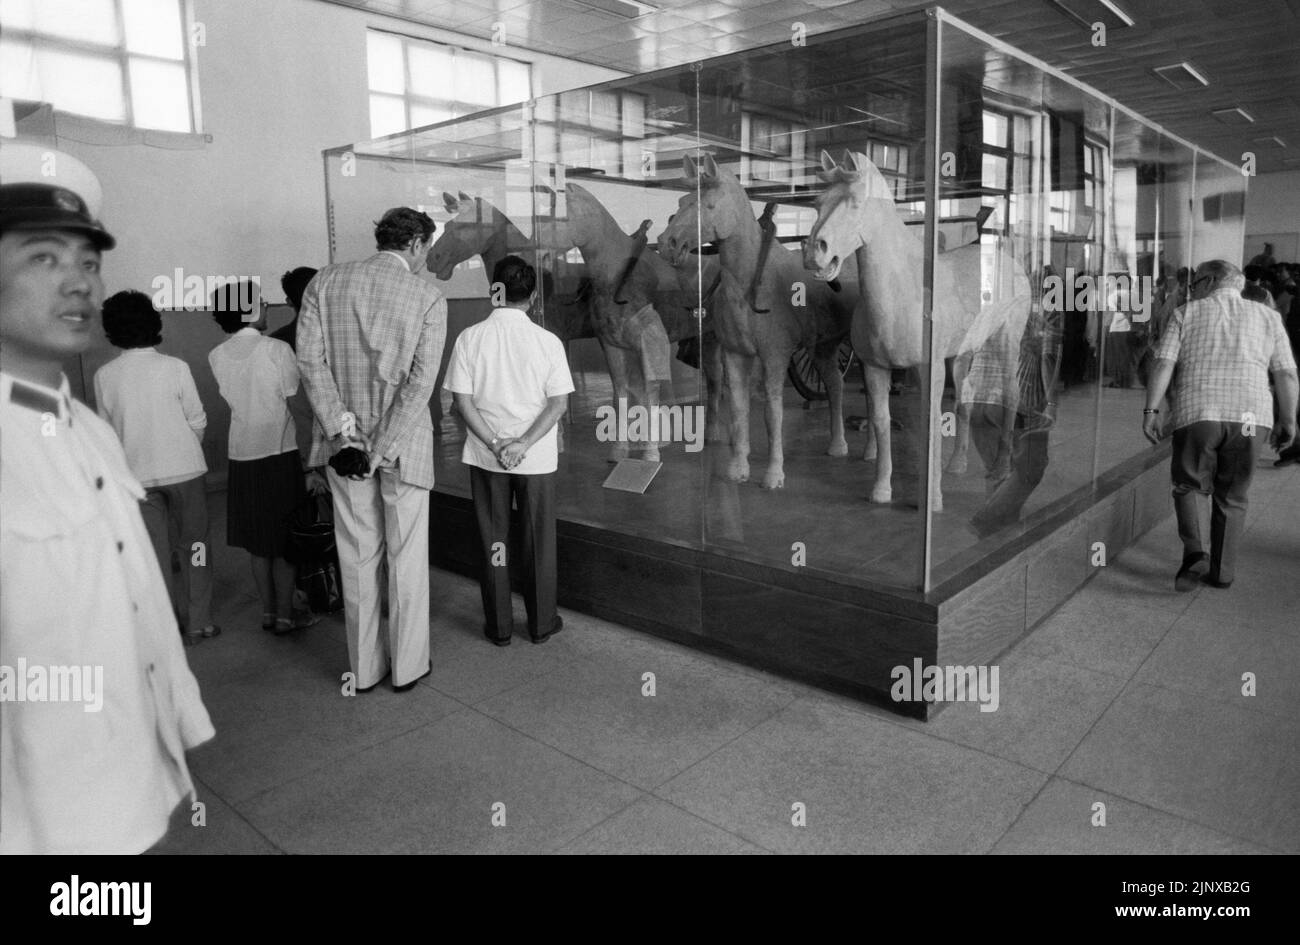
[
  {"xmin": 946, "ymin": 352, "xmax": 972, "ymax": 475},
  {"xmin": 760, "ymin": 354, "xmax": 786, "ymax": 490},
  {"xmin": 704, "ymin": 333, "xmax": 726, "ymax": 442},
  {"xmin": 604, "ymin": 345, "xmax": 632, "ymax": 462},
  {"xmin": 812, "ymin": 344, "xmax": 848, "ymax": 457},
  {"xmin": 863, "ymin": 365, "xmax": 893, "ymax": 503},
  {"xmin": 722, "ymin": 349, "xmax": 751, "ymax": 483}
]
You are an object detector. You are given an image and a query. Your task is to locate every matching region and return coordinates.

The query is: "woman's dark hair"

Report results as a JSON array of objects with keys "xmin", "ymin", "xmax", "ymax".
[
  {"xmin": 280, "ymin": 266, "xmax": 317, "ymax": 312},
  {"xmin": 374, "ymin": 207, "xmax": 435, "ymax": 252},
  {"xmin": 102, "ymin": 290, "xmax": 162, "ymax": 349},
  {"xmin": 210, "ymin": 279, "xmax": 261, "ymax": 334},
  {"xmin": 491, "ymin": 254, "xmax": 537, "ymax": 304}
]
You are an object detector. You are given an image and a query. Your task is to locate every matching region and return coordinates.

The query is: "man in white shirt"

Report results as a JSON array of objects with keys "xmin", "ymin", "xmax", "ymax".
[
  {"xmin": 0, "ymin": 180, "xmax": 214, "ymax": 853},
  {"xmin": 444, "ymin": 255, "xmax": 575, "ymax": 645},
  {"xmin": 95, "ymin": 289, "xmax": 216, "ymax": 643}
]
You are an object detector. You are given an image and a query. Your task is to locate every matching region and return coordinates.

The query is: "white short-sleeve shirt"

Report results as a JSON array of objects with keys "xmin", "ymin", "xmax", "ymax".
[
  {"xmin": 443, "ymin": 306, "xmax": 575, "ymax": 475},
  {"xmin": 208, "ymin": 328, "xmax": 301, "ymax": 461}
]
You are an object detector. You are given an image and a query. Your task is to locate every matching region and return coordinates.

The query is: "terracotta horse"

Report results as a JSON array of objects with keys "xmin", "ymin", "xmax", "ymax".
[
  {"xmin": 803, "ymin": 151, "xmax": 1032, "ymax": 509},
  {"xmin": 657, "ymin": 153, "xmax": 858, "ymax": 490},
  {"xmin": 560, "ymin": 182, "xmax": 722, "ymax": 461}
]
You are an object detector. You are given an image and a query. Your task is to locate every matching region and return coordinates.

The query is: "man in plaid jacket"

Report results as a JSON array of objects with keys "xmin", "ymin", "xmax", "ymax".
[{"xmin": 297, "ymin": 207, "xmax": 447, "ymax": 692}]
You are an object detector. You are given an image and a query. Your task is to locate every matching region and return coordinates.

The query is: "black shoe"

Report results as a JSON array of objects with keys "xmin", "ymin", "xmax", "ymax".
[
  {"xmin": 483, "ymin": 626, "xmax": 512, "ymax": 647},
  {"xmin": 530, "ymin": 615, "xmax": 564, "ymax": 645},
  {"xmin": 1202, "ymin": 574, "xmax": 1233, "ymax": 589},
  {"xmin": 393, "ymin": 661, "xmax": 432, "ymax": 693},
  {"xmin": 1175, "ymin": 553, "xmax": 1210, "ymax": 592},
  {"xmin": 1275, "ymin": 451, "xmax": 1300, "ymax": 468}
]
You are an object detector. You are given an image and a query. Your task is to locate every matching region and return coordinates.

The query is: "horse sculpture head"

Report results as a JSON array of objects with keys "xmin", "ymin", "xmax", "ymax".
[
  {"xmin": 656, "ymin": 153, "xmax": 751, "ymax": 268},
  {"xmin": 426, "ymin": 191, "xmax": 505, "ymax": 281},
  {"xmin": 804, "ymin": 150, "xmax": 894, "ymax": 282}
]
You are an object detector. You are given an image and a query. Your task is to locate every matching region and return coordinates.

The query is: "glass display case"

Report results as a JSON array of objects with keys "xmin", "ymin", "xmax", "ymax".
[{"xmin": 322, "ymin": 7, "xmax": 1246, "ymax": 716}]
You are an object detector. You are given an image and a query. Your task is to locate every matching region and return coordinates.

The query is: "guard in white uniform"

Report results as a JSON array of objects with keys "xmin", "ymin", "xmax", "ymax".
[{"xmin": 0, "ymin": 181, "xmax": 214, "ymax": 853}]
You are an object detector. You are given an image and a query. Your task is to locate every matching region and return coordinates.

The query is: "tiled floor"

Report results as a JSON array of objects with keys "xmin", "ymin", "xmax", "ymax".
[{"xmin": 172, "ymin": 462, "xmax": 1300, "ymax": 854}]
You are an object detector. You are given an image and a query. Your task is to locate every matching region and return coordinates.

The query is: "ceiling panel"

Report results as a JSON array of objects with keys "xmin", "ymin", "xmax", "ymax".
[{"xmin": 321, "ymin": 0, "xmax": 1300, "ymax": 172}]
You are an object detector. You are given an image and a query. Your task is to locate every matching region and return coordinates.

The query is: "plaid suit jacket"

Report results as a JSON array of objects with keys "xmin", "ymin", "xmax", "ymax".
[{"xmin": 296, "ymin": 252, "xmax": 447, "ymax": 489}]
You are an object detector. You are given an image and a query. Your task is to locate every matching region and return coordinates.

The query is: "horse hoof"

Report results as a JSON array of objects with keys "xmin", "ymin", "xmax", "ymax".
[
  {"xmin": 869, "ymin": 487, "xmax": 892, "ymax": 504},
  {"xmin": 643, "ymin": 449, "xmax": 661, "ymax": 463},
  {"xmin": 827, "ymin": 440, "xmax": 849, "ymax": 458},
  {"xmin": 726, "ymin": 464, "xmax": 750, "ymax": 483},
  {"xmin": 862, "ymin": 445, "xmax": 878, "ymax": 461},
  {"xmin": 946, "ymin": 455, "xmax": 968, "ymax": 475},
  {"xmin": 762, "ymin": 473, "xmax": 785, "ymax": 490}
]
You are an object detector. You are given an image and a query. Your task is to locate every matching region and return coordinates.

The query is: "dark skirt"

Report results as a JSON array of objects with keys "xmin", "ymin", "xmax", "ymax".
[{"xmin": 227, "ymin": 450, "xmax": 306, "ymax": 558}]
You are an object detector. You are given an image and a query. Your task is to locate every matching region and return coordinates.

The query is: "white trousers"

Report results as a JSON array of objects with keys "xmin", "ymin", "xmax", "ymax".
[{"xmin": 326, "ymin": 467, "xmax": 431, "ymax": 688}]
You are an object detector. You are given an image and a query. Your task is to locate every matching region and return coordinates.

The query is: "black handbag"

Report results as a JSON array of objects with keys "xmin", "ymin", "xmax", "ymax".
[{"xmin": 288, "ymin": 493, "xmax": 343, "ymax": 613}]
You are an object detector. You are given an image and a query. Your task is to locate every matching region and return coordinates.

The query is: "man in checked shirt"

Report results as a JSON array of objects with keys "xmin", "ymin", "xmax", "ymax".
[{"xmin": 1143, "ymin": 260, "xmax": 1298, "ymax": 591}]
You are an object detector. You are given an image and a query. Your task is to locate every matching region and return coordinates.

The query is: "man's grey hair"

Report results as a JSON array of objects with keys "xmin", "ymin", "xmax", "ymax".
[{"xmin": 1196, "ymin": 259, "xmax": 1245, "ymax": 291}]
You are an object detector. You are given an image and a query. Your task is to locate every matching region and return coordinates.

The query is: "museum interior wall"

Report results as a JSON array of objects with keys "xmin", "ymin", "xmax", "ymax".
[
  {"xmin": 12, "ymin": 0, "xmax": 621, "ymax": 475},
  {"xmin": 1244, "ymin": 169, "xmax": 1300, "ymax": 263}
]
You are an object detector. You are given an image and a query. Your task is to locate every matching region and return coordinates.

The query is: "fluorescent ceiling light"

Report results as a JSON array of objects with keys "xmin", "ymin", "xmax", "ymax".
[
  {"xmin": 1049, "ymin": 0, "xmax": 1135, "ymax": 30},
  {"xmin": 1211, "ymin": 106, "xmax": 1255, "ymax": 125},
  {"xmin": 1252, "ymin": 135, "xmax": 1287, "ymax": 148},
  {"xmin": 1152, "ymin": 62, "xmax": 1209, "ymax": 91},
  {"xmin": 568, "ymin": 0, "xmax": 657, "ymax": 17}
]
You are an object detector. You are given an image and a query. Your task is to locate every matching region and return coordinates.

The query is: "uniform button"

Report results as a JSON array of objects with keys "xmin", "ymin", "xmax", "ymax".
[
  {"xmin": 117, "ymin": 540, "xmax": 124, "ymax": 552},
  {"xmin": 95, "ymin": 476, "xmax": 104, "ymax": 489}
]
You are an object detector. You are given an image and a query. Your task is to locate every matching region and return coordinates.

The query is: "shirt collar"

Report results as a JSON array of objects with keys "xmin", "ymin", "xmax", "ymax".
[
  {"xmin": 235, "ymin": 326, "xmax": 261, "ymax": 337},
  {"xmin": 380, "ymin": 250, "xmax": 412, "ymax": 272},
  {"xmin": 489, "ymin": 305, "xmax": 532, "ymax": 320},
  {"xmin": 0, "ymin": 370, "xmax": 74, "ymax": 423},
  {"xmin": 121, "ymin": 346, "xmax": 158, "ymax": 354}
]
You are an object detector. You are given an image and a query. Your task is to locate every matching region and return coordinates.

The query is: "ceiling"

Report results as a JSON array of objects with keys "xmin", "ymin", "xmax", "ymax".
[{"xmin": 321, "ymin": 0, "xmax": 1300, "ymax": 173}]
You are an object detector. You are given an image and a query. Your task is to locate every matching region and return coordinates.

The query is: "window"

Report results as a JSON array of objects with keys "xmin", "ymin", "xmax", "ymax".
[
  {"xmin": 0, "ymin": 0, "xmax": 196, "ymax": 132},
  {"xmin": 367, "ymin": 30, "xmax": 532, "ymax": 138}
]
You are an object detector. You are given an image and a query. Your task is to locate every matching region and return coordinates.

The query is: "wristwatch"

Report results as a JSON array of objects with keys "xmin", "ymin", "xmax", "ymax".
[
  {"xmin": 1143, "ymin": 408, "xmax": 1160, "ymax": 415},
  {"xmin": 489, "ymin": 435, "xmax": 502, "ymax": 450}
]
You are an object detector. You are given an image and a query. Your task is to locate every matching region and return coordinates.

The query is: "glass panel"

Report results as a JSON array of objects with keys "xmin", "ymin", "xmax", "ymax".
[
  {"xmin": 128, "ymin": 57, "xmax": 190, "ymax": 131},
  {"xmin": 33, "ymin": 0, "xmax": 117, "ymax": 45},
  {"xmin": 454, "ymin": 51, "xmax": 495, "ymax": 108},
  {"xmin": 410, "ymin": 102, "xmax": 452, "ymax": 128},
  {"xmin": 369, "ymin": 92, "xmax": 405, "ymax": 138},
  {"xmin": 407, "ymin": 43, "xmax": 452, "ymax": 99},
  {"xmin": 0, "ymin": 0, "xmax": 36, "ymax": 29},
  {"xmin": 0, "ymin": 38, "xmax": 38, "ymax": 99},
  {"xmin": 37, "ymin": 48, "xmax": 125, "ymax": 122},
  {"xmin": 983, "ymin": 111, "xmax": 1008, "ymax": 148},
  {"xmin": 366, "ymin": 31, "xmax": 404, "ymax": 95},
  {"xmin": 122, "ymin": 0, "xmax": 183, "ymax": 59},
  {"xmin": 499, "ymin": 58, "xmax": 530, "ymax": 106}
]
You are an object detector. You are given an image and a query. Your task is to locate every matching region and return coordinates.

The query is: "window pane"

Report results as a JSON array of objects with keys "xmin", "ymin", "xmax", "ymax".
[
  {"xmin": 0, "ymin": 0, "xmax": 36, "ymax": 29},
  {"xmin": 407, "ymin": 43, "xmax": 452, "ymax": 99},
  {"xmin": 983, "ymin": 111, "xmax": 1008, "ymax": 147},
  {"xmin": 369, "ymin": 93, "xmax": 405, "ymax": 137},
  {"xmin": 129, "ymin": 57, "xmax": 189, "ymax": 131},
  {"xmin": 367, "ymin": 32, "xmax": 404, "ymax": 94},
  {"xmin": 410, "ymin": 102, "xmax": 451, "ymax": 128},
  {"xmin": 34, "ymin": 0, "xmax": 118, "ymax": 46},
  {"xmin": 0, "ymin": 38, "xmax": 39, "ymax": 99},
  {"xmin": 122, "ymin": 0, "xmax": 184, "ymax": 59},
  {"xmin": 981, "ymin": 153, "xmax": 1007, "ymax": 190},
  {"xmin": 454, "ymin": 51, "xmax": 495, "ymax": 107},
  {"xmin": 499, "ymin": 59, "xmax": 530, "ymax": 105},
  {"xmin": 38, "ymin": 49, "xmax": 124, "ymax": 121}
]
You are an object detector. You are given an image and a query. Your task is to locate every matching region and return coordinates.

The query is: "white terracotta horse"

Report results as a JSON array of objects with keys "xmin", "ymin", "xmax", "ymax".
[
  {"xmin": 657, "ymin": 153, "xmax": 857, "ymax": 490},
  {"xmin": 803, "ymin": 151, "xmax": 1032, "ymax": 508}
]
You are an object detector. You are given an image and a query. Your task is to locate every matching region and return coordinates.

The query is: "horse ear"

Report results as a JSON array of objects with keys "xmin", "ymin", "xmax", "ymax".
[
  {"xmin": 458, "ymin": 190, "xmax": 474, "ymax": 203},
  {"xmin": 683, "ymin": 154, "xmax": 698, "ymax": 181},
  {"xmin": 848, "ymin": 151, "xmax": 868, "ymax": 172},
  {"xmin": 820, "ymin": 150, "xmax": 838, "ymax": 172},
  {"xmin": 701, "ymin": 153, "xmax": 720, "ymax": 180},
  {"xmin": 443, "ymin": 192, "xmax": 459, "ymax": 212},
  {"xmin": 842, "ymin": 151, "xmax": 857, "ymax": 171}
]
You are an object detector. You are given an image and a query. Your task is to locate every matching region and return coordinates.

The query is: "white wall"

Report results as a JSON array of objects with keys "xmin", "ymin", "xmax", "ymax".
[{"xmin": 1244, "ymin": 169, "xmax": 1300, "ymax": 263}]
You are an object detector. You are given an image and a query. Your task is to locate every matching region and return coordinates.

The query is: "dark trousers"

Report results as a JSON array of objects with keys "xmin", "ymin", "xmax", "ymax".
[
  {"xmin": 470, "ymin": 466, "xmax": 557, "ymax": 640},
  {"xmin": 1171, "ymin": 421, "xmax": 1266, "ymax": 583},
  {"xmin": 971, "ymin": 414, "xmax": 1050, "ymax": 535}
]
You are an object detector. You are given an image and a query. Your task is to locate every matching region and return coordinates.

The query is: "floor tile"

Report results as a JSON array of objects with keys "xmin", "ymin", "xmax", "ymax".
[
  {"xmin": 656, "ymin": 697, "xmax": 1047, "ymax": 854},
  {"xmin": 556, "ymin": 796, "xmax": 768, "ymax": 854},
  {"xmin": 991, "ymin": 777, "xmax": 1270, "ymax": 854},
  {"xmin": 236, "ymin": 710, "xmax": 643, "ymax": 854},
  {"xmin": 1060, "ymin": 681, "xmax": 1300, "ymax": 852}
]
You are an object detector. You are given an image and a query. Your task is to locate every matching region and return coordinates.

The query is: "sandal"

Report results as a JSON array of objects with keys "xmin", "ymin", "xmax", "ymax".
[
  {"xmin": 272, "ymin": 612, "xmax": 319, "ymax": 635},
  {"xmin": 261, "ymin": 612, "xmax": 277, "ymax": 632}
]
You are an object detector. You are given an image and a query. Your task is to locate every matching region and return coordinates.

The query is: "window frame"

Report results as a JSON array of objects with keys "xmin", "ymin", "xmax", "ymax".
[{"xmin": 0, "ymin": 0, "xmax": 201, "ymax": 133}]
